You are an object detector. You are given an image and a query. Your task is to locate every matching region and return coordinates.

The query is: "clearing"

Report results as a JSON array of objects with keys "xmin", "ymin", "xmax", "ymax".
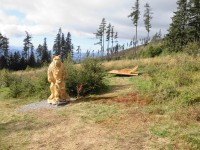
[{"xmin": 0, "ymin": 75, "xmax": 199, "ymax": 150}]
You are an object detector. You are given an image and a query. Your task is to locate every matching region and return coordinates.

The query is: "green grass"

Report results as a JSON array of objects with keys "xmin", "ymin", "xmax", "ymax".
[
  {"xmin": 0, "ymin": 53, "xmax": 200, "ymax": 149},
  {"xmin": 79, "ymin": 102, "xmax": 119, "ymax": 124},
  {"xmin": 129, "ymin": 76, "xmax": 154, "ymax": 93}
]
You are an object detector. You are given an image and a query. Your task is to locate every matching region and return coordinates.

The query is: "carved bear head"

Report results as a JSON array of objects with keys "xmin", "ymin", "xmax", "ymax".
[{"xmin": 52, "ymin": 55, "xmax": 62, "ymax": 67}]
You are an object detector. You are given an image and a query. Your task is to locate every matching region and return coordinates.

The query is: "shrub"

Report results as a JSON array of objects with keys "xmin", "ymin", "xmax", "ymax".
[
  {"xmin": 137, "ymin": 43, "xmax": 163, "ymax": 58},
  {"xmin": 0, "ymin": 70, "xmax": 15, "ymax": 88},
  {"xmin": 9, "ymin": 77, "xmax": 23, "ymax": 98},
  {"xmin": 9, "ymin": 77, "xmax": 36, "ymax": 98},
  {"xmin": 183, "ymin": 42, "xmax": 200, "ymax": 57},
  {"xmin": 0, "ymin": 69, "xmax": 49, "ymax": 99},
  {"xmin": 148, "ymin": 45, "xmax": 163, "ymax": 57},
  {"xmin": 65, "ymin": 58, "xmax": 108, "ymax": 96},
  {"xmin": 65, "ymin": 61, "xmax": 82, "ymax": 96},
  {"xmin": 35, "ymin": 73, "xmax": 50, "ymax": 99},
  {"xmin": 80, "ymin": 58, "xmax": 107, "ymax": 95}
]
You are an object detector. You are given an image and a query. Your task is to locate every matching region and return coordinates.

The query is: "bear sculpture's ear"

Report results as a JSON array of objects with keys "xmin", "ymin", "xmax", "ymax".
[
  {"xmin": 58, "ymin": 55, "xmax": 61, "ymax": 58},
  {"xmin": 51, "ymin": 55, "xmax": 56, "ymax": 59}
]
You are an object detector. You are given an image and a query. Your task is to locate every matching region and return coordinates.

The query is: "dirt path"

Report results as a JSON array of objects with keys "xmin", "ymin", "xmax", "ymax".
[{"xmin": 27, "ymin": 104, "xmax": 151, "ymax": 150}]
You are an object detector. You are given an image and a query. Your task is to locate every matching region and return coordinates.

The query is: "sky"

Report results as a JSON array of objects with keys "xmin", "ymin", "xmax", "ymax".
[{"xmin": 0, "ymin": 0, "xmax": 177, "ymax": 52}]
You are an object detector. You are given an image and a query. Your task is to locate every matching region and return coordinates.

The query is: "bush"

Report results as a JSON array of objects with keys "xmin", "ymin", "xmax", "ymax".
[
  {"xmin": 65, "ymin": 58, "xmax": 108, "ymax": 96},
  {"xmin": 81, "ymin": 58, "xmax": 108, "ymax": 95},
  {"xmin": 65, "ymin": 61, "xmax": 82, "ymax": 96},
  {"xmin": 9, "ymin": 77, "xmax": 36, "ymax": 98},
  {"xmin": 0, "ymin": 69, "xmax": 49, "ymax": 99},
  {"xmin": 0, "ymin": 70, "xmax": 15, "ymax": 88},
  {"xmin": 183, "ymin": 42, "xmax": 200, "ymax": 57},
  {"xmin": 148, "ymin": 45, "xmax": 163, "ymax": 57},
  {"xmin": 137, "ymin": 43, "xmax": 163, "ymax": 58},
  {"xmin": 35, "ymin": 73, "xmax": 50, "ymax": 99}
]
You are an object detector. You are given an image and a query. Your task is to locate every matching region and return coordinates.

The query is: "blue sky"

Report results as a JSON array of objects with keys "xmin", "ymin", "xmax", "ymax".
[{"xmin": 0, "ymin": 0, "xmax": 177, "ymax": 52}]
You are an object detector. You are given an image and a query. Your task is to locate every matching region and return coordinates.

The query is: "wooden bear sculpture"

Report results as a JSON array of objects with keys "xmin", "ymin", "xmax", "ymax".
[{"xmin": 47, "ymin": 55, "xmax": 70, "ymax": 105}]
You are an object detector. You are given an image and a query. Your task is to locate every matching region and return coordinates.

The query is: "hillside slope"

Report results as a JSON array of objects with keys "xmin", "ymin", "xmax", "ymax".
[{"xmin": 0, "ymin": 54, "xmax": 200, "ymax": 149}]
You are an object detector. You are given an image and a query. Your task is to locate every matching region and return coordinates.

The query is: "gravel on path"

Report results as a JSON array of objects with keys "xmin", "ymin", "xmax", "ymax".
[{"xmin": 16, "ymin": 98, "xmax": 76, "ymax": 112}]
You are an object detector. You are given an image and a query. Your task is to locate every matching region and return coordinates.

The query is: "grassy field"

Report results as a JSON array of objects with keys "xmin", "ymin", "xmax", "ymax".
[{"xmin": 0, "ymin": 53, "xmax": 200, "ymax": 150}]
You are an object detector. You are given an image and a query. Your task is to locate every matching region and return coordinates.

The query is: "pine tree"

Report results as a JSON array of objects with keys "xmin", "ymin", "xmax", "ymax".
[
  {"xmin": 114, "ymin": 32, "xmax": 119, "ymax": 53},
  {"xmin": 36, "ymin": 44, "xmax": 43, "ymax": 64},
  {"xmin": 144, "ymin": 3, "xmax": 153, "ymax": 41},
  {"xmin": 28, "ymin": 49, "xmax": 36, "ymax": 68},
  {"xmin": 20, "ymin": 55, "xmax": 27, "ymax": 70},
  {"xmin": 128, "ymin": 0, "xmax": 140, "ymax": 47},
  {"xmin": 41, "ymin": 37, "xmax": 49, "ymax": 64},
  {"xmin": 165, "ymin": 0, "xmax": 188, "ymax": 51},
  {"xmin": 188, "ymin": 0, "xmax": 200, "ymax": 41},
  {"xmin": 53, "ymin": 28, "xmax": 62, "ymax": 55},
  {"xmin": 94, "ymin": 18, "xmax": 106, "ymax": 57},
  {"xmin": 76, "ymin": 46, "xmax": 81, "ymax": 63},
  {"xmin": 0, "ymin": 56, "xmax": 7, "ymax": 69},
  {"xmin": 60, "ymin": 33, "xmax": 66, "ymax": 61},
  {"xmin": 86, "ymin": 50, "xmax": 90, "ymax": 58},
  {"xmin": 8, "ymin": 53, "xmax": 14, "ymax": 70},
  {"xmin": 23, "ymin": 31, "xmax": 33, "ymax": 61},
  {"xmin": 65, "ymin": 32, "xmax": 72, "ymax": 60},
  {"xmin": 106, "ymin": 23, "xmax": 111, "ymax": 55},
  {"xmin": 11, "ymin": 51, "xmax": 21, "ymax": 70},
  {"xmin": 71, "ymin": 44, "xmax": 74, "ymax": 59},
  {"xmin": 110, "ymin": 26, "xmax": 114, "ymax": 54},
  {"xmin": 100, "ymin": 18, "xmax": 106, "ymax": 55},
  {"xmin": 0, "ymin": 33, "xmax": 4, "ymax": 53},
  {"xmin": 1, "ymin": 36, "xmax": 9, "ymax": 68},
  {"xmin": 1, "ymin": 36, "xmax": 9, "ymax": 58}
]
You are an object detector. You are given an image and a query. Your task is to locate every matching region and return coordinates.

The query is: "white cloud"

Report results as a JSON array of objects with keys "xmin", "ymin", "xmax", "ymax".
[{"xmin": 0, "ymin": 0, "xmax": 177, "ymax": 48}]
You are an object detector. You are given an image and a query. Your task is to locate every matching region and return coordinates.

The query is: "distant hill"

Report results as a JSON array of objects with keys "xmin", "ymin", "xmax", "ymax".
[{"xmin": 102, "ymin": 45, "xmax": 144, "ymax": 60}]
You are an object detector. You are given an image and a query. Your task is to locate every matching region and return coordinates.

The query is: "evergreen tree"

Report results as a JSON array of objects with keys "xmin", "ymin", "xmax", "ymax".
[
  {"xmin": 20, "ymin": 55, "xmax": 27, "ymax": 70},
  {"xmin": 188, "ymin": 0, "xmax": 200, "ymax": 41},
  {"xmin": 36, "ymin": 44, "xmax": 43, "ymax": 61},
  {"xmin": 53, "ymin": 28, "xmax": 62, "ymax": 55},
  {"xmin": 114, "ymin": 32, "xmax": 118, "ymax": 53},
  {"xmin": 65, "ymin": 32, "xmax": 72, "ymax": 60},
  {"xmin": 8, "ymin": 53, "xmax": 14, "ymax": 70},
  {"xmin": 128, "ymin": 0, "xmax": 140, "ymax": 47},
  {"xmin": 23, "ymin": 31, "xmax": 33, "ymax": 61},
  {"xmin": 86, "ymin": 49, "xmax": 90, "ymax": 58},
  {"xmin": 76, "ymin": 46, "xmax": 81, "ymax": 63},
  {"xmin": 94, "ymin": 18, "xmax": 106, "ymax": 56},
  {"xmin": 110, "ymin": 26, "xmax": 114, "ymax": 54},
  {"xmin": 0, "ymin": 56, "xmax": 7, "ymax": 69},
  {"xmin": 1, "ymin": 36, "xmax": 9, "ymax": 58},
  {"xmin": 41, "ymin": 37, "xmax": 49, "ymax": 63},
  {"xmin": 144, "ymin": 3, "xmax": 153, "ymax": 41},
  {"xmin": 60, "ymin": 33, "xmax": 65, "ymax": 61},
  {"xmin": 100, "ymin": 18, "xmax": 106, "ymax": 55},
  {"xmin": 0, "ymin": 33, "xmax": 3, "ymax": 49},
  {"xmin": 53, "ymin": 28, "xmax": 73, "ymax": 61},
  {"xmin": 1, "ymin": 36, "xmax": 9, "ymax": 68},
  {"xmin": 71, "ymin": 44, "xmax": 74, "ymax": 59},
  {"xmin": 106, "ymin": 23, "xmax": 111, "ymax": 55},
  {"xmin": 13, "ymin": 51, "xmax": 21, "ymax": 70},
  {"xmin": 28, "ymin": 49, "xmax": 36, "ymax": 68},
  {"xmin": 165, "ymin": 0, "xmax": 188, "ymax": 51}
]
